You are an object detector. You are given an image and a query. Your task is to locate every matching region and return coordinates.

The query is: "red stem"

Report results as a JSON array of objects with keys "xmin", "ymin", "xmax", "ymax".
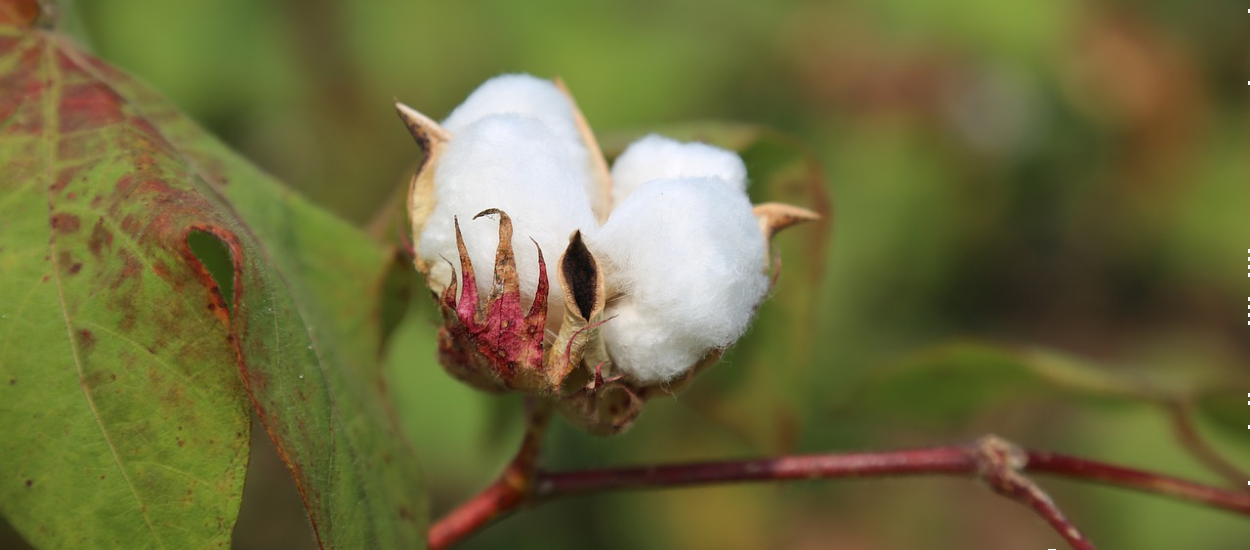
[
  {"xmin": 427, "ymin": 401, "xmax": 552, "ymax": 550},
  {"xmin": 427, "ymin": 478, "xmax": 527, "ymax": 549},
  {"xmin": 428, "ymin": 434, "xmax": 1250, "ymax": 549},
  {"xmin": 973, "ymin": 437, "xmax": 1095, "ymax": 550},
  {"xmin": 533, "ymin": 446, "xmax": 972, "ymax": 496},
  {"xmin": 1026, "ymin": 451, "xmax": 1250, "ymax": 513},
  {"xmin": 999, "ymin": 474, "xmax": 1095, "ymax": 550}
]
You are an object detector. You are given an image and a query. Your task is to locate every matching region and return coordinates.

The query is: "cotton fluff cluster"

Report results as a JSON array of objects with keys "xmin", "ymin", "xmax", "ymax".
[
  {"xmin": 419, "ymin": 79, "xmax": 599, "ymax": 325},
  {"xmin": 591, "ymin": 178, "xmax": 767, "ymax": 383},
  {"xmin": 441, "ymin": 74, "xmax": 607, "ymax": 211},
  {"xmin": 419, "ymin": 74, "xmax": 768, "ymax": 384},
  {"xmin": 609, "ymin": 134, "xmax": 748, "ymax": 204}
]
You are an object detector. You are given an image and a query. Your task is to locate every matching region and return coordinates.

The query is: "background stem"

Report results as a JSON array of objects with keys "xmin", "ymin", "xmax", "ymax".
[{"xmin": 427, "ymin": 432, "xmax": 1250, "ymax": 549}]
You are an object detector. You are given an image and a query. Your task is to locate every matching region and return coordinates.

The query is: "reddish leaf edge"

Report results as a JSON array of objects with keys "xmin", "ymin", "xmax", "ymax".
[
  {"xmin": 183, "ymin": 226, "xmax": 242, "ymax": 324},
  {"xmin": 4, "ymin": 6, "xmax": 423, "ymax": 547}
]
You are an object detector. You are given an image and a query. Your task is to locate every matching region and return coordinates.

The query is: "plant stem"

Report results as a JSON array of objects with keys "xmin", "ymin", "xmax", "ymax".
[
  {"xmin": 426, "ymin": 400, "xmax": 552, "ymax": 550},
  {"xmin": 972, "ymin": 437, "xmax": 1095, "ymax": 550},
  {"xmin": 1025, "ymin": 451, "xmax": 1250, "ymax": 513},
  {"xmin": 426, "ymin": 432, "xmax": 1250, "ymax": 549},
  {"xmin": 1166, "ymin": 400, "xmax": 1249, "ymax": 487}
]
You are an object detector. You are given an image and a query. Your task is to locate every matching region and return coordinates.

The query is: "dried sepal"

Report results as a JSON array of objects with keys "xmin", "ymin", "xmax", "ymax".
[
  {"xmin": 395, "ymin": 101, "xmax": 452, "ymax": 150},
  {"xmin": 434, "ymin": 288, "xmax": 505, "ymax": 393},
  {"xmin": 430, "ymin": 210, "xmax": 650, "ymax": 434},
  {"xmin": 641, "ymin": 350, "xmax": 725, "ymax": 399},
  {"xmin": 553, "ymin": 78, "xmax": 613, "ymax": 221},
  {"xmin": 557, "ymin": 377, "xmax": 643, "ymax": 437},
  {"xmin": 395, "ymin": 101, "xmax": 451, "ymax": 278},
  {"xmin": 548, "ymin": 231, "xmax": 610, "ymax": 387},
  {"xmin": 435, "ymin": 210, "xmax": 550, "ymax": 394},
  {"xmin": 753, "ymin": 202, "xmax": 820, "ymax": 262}
]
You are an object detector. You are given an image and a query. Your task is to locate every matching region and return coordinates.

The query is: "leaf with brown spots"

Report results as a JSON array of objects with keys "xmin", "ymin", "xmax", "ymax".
[{"xmin": 0, "ymin": 2, "xmax": 425, "ymax": 548}]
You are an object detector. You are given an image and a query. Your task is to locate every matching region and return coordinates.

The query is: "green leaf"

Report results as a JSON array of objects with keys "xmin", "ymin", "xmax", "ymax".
[
  {"xmin": 848, "ymin": 342, "xmax": 1215, "ymax": 429},
  {"xmin": 1195, "ymin": 390, "xmax": 1250, "ymax": 446},
  {"xmin": 0, "ymin": 5, "xmax": 426, "ymax": 549},
  {"xmin": 852, "ymin": 344, "xmax": 1048, "ymax": 426}
]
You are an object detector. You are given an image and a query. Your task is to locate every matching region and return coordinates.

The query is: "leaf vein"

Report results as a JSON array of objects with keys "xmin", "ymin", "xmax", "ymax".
[{"xmin": 41, "ymin": 37, "xmax": 167, "ymax": 550}]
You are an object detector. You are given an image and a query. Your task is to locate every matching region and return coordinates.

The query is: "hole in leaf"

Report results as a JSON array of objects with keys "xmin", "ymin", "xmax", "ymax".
[
  {"xmin": 188, "ymin": 229, "xmax": 236, "ymax": 318},
  {"xmin": 0, "ymin": 513, "xmax": 35, "ymax": 550}
]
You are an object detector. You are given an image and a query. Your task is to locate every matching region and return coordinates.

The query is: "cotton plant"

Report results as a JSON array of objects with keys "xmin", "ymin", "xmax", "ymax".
[{"xmin": 396, "ymin": 74, "xmax": 817, "ymax": 434}]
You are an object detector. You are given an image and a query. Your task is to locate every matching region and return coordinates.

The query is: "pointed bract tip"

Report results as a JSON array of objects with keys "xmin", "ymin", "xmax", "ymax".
[
  {"xmin": 753, "ymin": 202, "xmax": 821, "ymax": 240},
  {"xmin": 473, "ymin": 208, "xmax": 506, "ymax": 221},
  {"xmin": 395, "ymin": 101, "xmax": 452, "ymax": 150}
]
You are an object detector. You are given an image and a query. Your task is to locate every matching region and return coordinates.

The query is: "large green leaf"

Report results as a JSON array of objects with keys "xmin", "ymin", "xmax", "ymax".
[{"xmin": 0, "ymin": 3, "xmax": 425, "ymax": 548}]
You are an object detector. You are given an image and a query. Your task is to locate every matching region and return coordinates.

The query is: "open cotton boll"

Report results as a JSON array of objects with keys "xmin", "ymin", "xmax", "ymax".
[
  {"xmin": 591, "ymin": 178, "xmax": 769, "ymax": 384},
  {"xmin": 419, "ymin": 113, "xmax": 599, "ymax": 326},
  {"xmin": 592, "ymin": 299, "xmax": 712, "ymax": 383},
  {"xmin": 442, "ymin": 74, "xmax": 583, "ymax": 146},
  {"xmin": 441, "ymin": 74, "xmax": 606, "ymax": 211},
  {"xmin": 609, "ymin": 134, "xmax": 748, "ymax": 206}
]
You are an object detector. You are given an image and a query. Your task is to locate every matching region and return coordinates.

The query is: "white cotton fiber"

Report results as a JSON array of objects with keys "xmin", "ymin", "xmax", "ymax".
[
  {"xmin": 419, "ymin": 113, "xmax": 599, "ymax": 326},
  {"xmin": 442, "ymin": 74, "xmax": 583, "ymax": 146},
  {"xmin": 590, "ymin": 178, "xmax": 769, "ymax": 384},
  {"xmin": 441, "ymin": 74, "xmax": 605, "ymax": 211},
  {"xmin": 609, "ymin": 134, "xmax": 748, "ymax": 207},
  {"xmin": 419, "ymin": 75, "xmax": 771, "ymax": 384}
]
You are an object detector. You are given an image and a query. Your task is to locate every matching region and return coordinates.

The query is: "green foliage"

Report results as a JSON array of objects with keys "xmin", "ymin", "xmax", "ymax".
[
  {"xmin": 2, "ymin": 0, "xmax": 1248, "ymax": 548},
  {"xmin": 0, "ymin": 5, "xmax": 425, "ymax": 548},
  {"xmin": 851, "ymin": 342, "xmax": 1250, "ymax": 431}
]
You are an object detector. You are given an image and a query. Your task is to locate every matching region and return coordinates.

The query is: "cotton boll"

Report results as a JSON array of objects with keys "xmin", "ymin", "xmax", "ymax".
[
  {"xmin": 442, "ymin": 74, "xmax": 583, "ymax": 146},
  {"xmin": 419, "ymin": 113, "xmax": 599, "ymax": 327},
  {"xmin": 593, "ymin": 299, "xmax": 710, "ymax": 383},
  {"xmin": 609, "ymin": 134, "xmax": 748, "ymax": 206},
  {"xmin": 591, "ymin": 178, "xmax": 769, "ymax": 384},
  {"xmin": 442, "ymin": 73, "xmax": 606, "ymax": 217}
]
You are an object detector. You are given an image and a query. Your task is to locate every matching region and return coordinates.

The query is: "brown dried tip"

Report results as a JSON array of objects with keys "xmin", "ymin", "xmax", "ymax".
[
  {"xmin": 558, "ymin": 381, "xmax": 643, "ymax": 437},
  {"xmin": 435, "ymin": 210, "xmax": 549, "ymax": 394},
  {"xmin": 552, "ymin": 77, "xmax": 613, "ymax": 220},
  {"xmin": 753, "ymin": 202, "xmax": 821, "ymax": 241},
  {"xmin": 753, "ymin": 203, "xmax": 820, "ymax": 274},
  {"xmin": 397, "ymin": 100, "xmax": 453, "ymax": 275},
  {"xmin": 549, "ymin": 230, "xmax": 609, "ymax": 387},
  {"xmin": 395, "ymin": 101, "xmax": 451, "ymax": 155}
]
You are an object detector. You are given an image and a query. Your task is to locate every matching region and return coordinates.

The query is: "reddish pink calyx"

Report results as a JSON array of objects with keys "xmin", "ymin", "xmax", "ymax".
[{"xmin": 438, "ymin": 210, "xmax": 549, "ymax": 392}]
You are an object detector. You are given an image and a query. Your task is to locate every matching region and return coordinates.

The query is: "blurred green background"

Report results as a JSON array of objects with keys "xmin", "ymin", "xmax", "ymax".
[{"xmin": 60, "ymin": 0, "xmax": 1250, "ymax": 548}]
